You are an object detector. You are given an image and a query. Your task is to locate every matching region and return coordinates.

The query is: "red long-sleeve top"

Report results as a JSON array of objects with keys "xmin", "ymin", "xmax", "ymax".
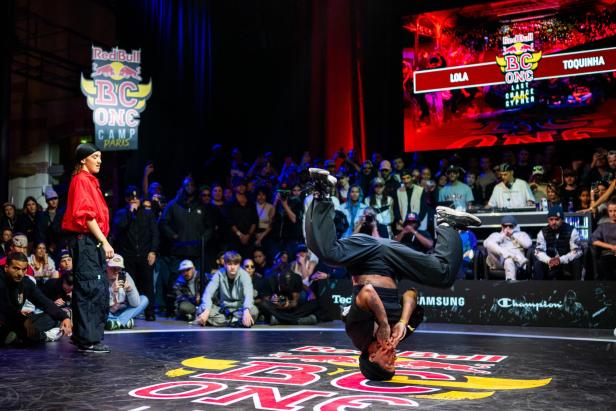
[{"xmin": 62, "ymin": 170, "xmax": 110, "ymax": 237}]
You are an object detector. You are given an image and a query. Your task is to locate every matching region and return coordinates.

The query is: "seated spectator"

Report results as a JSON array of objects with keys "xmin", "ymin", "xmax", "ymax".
[
  {"xmin": 0, "ymin": 202, "xmax": 16, "ymax": 232},
  {"xmin": 534, "ymin": 206, "xmax": 583, "ymax": 280},
  {"xmin": 42, "ymin": 271, "xmax": 73, "ymax": 318},
  {"xmin": 57, "ymin": 249, "xmax": 73, "ymax": 276},
  {"xmin": 484, "ymin": 216, "xmax": 532, "ymax": 281},
  {"xmin": 0, "ymin": 253, "xmax": 71, "ymax": 345},
  {"xmin": 488, "ymin": 163, "xmax": 535, "ymax": 209},
  {"xmin": 0, "ymin": 227, "xmax": 12, "ymax": 258},
  {"xmin": 529, "ymin": 166, "xmax": 548, "ymax": 203},
  {"xmin": 260, "ymin": 270, "xmax": 320, "ymax": 325},
  {"xmin": 562, "ymin": 169, "xmax": 580, "ymax": 210},
  {"xmin": 105, "ymin": 254, "xmax": 149, "ymax": 330},
  {"xmin": 591, "ymin": 199, "xmax": 616, "ymax": 280},
  {"xmin": 577, "ymin": 186, "xmax": 591, "ymax": 211},
  {"xmin": 243, "ymin": 258, "xmax": 265, "ymax": 306},
  {"xmin": 196, "ymin": 251, "xmax": 258, "ymax": 327},
  {"xmin": 0, "ymin": 234, "xmax": 35, "ymax": 277},
  {"xmin": 289, "ymin": 244, "xmax": 317, "ymax": 286},
  {"xmin": 264, "ymin": 250, "xmax": 289, "ymax": 278},
  {"xmin": 28, "ymin": 242, "xmax": 59, "ymax": 283},
  {"xmin": 393, "ymin": 212, "xmax": 434, "ymax": 253},
  {"xmin": 252, "ymin": 248, "xmax": 268, "ymax": 274},
  {"xmin": 546, "ymin": 183, "xmax": 563, "ymax": 209},
  {"xmin": 465, "ymin": 171, "xmax": 484, "ymax": 208},
  {"xmin": 174, "ymin": 259, "xmax": 204, "ymax": 321},
  {"xmin": 458, "ymin": 228, "xmax": 478, "ymax": 279},
  {"xmin": 15, "ymin": 196, "xmax": 43, "ymax": 248}
]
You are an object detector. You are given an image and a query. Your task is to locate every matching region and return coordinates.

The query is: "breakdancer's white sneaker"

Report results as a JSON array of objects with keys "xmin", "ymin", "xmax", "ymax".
[
  {"xmin": 309, "ymin": 168, "xmax": 337, "ymax": 198},
  {"xmin": 436, "ymin": 206, "xmax": 482, "ymax": 229}
]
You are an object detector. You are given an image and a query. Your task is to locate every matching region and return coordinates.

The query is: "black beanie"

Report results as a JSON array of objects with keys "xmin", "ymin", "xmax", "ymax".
[
  {"xmin": 358, "ymin": 351, "xmax": 395, "ymax": 381},
  {"xmin": 75, "ymin": 143, "xmax": 99, "ymax": 163}
]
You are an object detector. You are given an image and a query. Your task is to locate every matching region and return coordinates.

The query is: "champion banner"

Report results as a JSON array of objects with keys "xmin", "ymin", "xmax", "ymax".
[
  {"xmin": 324, "ymin": 279, "xmax": 615, "ymax": 329},
  {"xmin": 81, "ymin": 46, "xmax": 152, "ymax": 151}
]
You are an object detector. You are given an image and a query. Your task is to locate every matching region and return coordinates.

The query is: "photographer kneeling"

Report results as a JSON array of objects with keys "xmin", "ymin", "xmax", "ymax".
[{"xmin": 105, "ymin": 254, "xmax": 149, "ymax": 330}]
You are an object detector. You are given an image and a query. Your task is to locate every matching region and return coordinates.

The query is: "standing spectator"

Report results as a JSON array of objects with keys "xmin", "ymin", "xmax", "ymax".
[
  {"xmin": 229, "ymin": 147, "xmax": 249, "ymax": 182},
  {"xmin": 516, "ymin": 149, "xmax": 533, "ymax": 181},
  {"xmin": 223, "ymin": 178, "xmax": 258, "ymax": 259},
  {"xmin": 160, "ymin": 176, "xmax": 214, "ymax": 317},
  {"xmin": 173, "ymin": 260, "xmax": 204, "ymax": 321},
  {"xmin": 465, "ymin": 171, "xmax": 484, "ymax": 207},
  {"xmin": 365, "ymin": 177, "xmax": 394, "ymax": 238},
  {"xmin": 577, "ymin": 187, "xmax": 591, "ymax": 211},
  {"xmin": 105, "ymin": 255, "xmax": 149, "ymax": 330},
  {"xmin": 484, "ymin": 216, "xmax": 532, "ymax": 281},
  {"xmin": 0, "ymin": 253, "xmax": 72, "ymax": 345},
  {"xmin": 562, "ymin": 169, "xmax": 580, "ymax": 210},
  {"xmin": 357, "ymin": 160, "xmax": 377, "ymax": 197},
  {"xmin": 112, "ymin": 186, "xmax": 160, "ymax": 321},
  {"xmin": 340, "ymin": 185, "xmax": 368, "ymax": 238},
  {"xmin": 488, "ymin": 164, "xmax": 535, "ymax": 209},
  {"xmin": 254, "ymin": 187, "xmax": 276, "ymax": 259},
  {"xmin": 477, "ymin": 156, "xmax": 498, "ymax": 198},
  {"xmin": 583, "ymin": 148, "xmax": 610, "ymax": 186},
  {"xmin": 0, "ymin": 203, "xmax": 17, "ymax": 231},
  {"xmin": 61, "ymin": 143, "xmax": 113, "ymax": 353},
  {"xmin": 203, "ymin": 144, "xmax": 228, "ymax": 186},
  {"xmin": 278, "ymin": 184, "xmax": 305, "ymax": 256},
  {"xmin": 28, "ymin": 242, "xmax": 59, "ymax": 283},
  {"xmin": 534, "ymin": 206, "xmax": 583, "ymax": 280},
  {"xmin": 546, "ymin": 183, "xmax": 563, "ymax": 209},
  {"xmin": 379, "ymin": 160, "xmax": 400, "ymax": 197},
  {"xmin": 200, "ymin": 185, "xmax": 224, "ymax": 272},
  {"xmin": 38, "ymin": 187, "xmax": 64, "ymax": 254},
  {"xmin": 458, "ymin": 228, "xmax": 478, "ymax": 280},
  {"xmin": 608, "ymin": 150, "xmax": 616, "ymax": 181},
  {"xmin": 438, "ymin": 165, "xmax": 474, "ymax": 209},
  {"xmin": 394, "ymin": 169, "xmax": 428, "ymax": 232},
  {"xmin": 529, "ymin": 166, "xmax": 549, "ymax": 203},
  {"xmin": 591, "ymin": 199, "xmax": 616, "ymax": 280},
  {"xmin": 196, "ymin": 251, "xmax": 257, "ymax": 327},
  {"xmin": 392, "ymin": 156, "xmax": 406, "ymax": 179},
  {"xmin": 16, "ymin": 196, "xmax": 43, "ymax": 249}
]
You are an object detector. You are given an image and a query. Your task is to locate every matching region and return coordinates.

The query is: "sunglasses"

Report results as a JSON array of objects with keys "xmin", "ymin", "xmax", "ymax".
[
  {"xmin": 501, "ymin": 224, "xmax": 515, "ymax": 228},
  {"xmin": 244, "ymin": 264, "xmax": 255, "ymax": 269}
]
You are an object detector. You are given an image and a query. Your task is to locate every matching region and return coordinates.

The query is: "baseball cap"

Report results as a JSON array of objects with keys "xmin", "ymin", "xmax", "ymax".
[
  {"xmin": 371, "ymin": 177, "xmax": 385, "ymax": 187},
  {"xmin": 500, "ymin": 215, "xmax": 517, "ymax": 226},
  {"xmin": 59, "ymin": 249, "xmax": 71, "ymax": 260},
  {"xmin": 107, "ymin": 254, "xmax": 125, "ymax": 269},
  {"xmin": 295, "ymin": 244, "xmax": 308, "ymax": 254},
  {"xmin": 44, "ymin": 187, "xmax": 58, "ymax": 200},
  {"xmin": 547, "ymin": 205, "xmax": 564, "ymax": 219},
  {"xmin": 362, "ymin": 160, "xmax": 373, "ymax": 169},
  {"xmin": 445, "ymin": 165, "xmax": 463, "ymax": 174},
  {"xmin": 404, "ymin": 212, "xmax": 419, "ymax": 225},
  {"xmin": 11, "ymin": 234, "xmax": 28, "ymax": 248},
  {"xmin": 124, "ymin": 185, "xmax": 140, "ymax": 199},
  {"xmin": 178, "ymin": 259, "xmax": 195, "ymax": 271},
  {"xmin": 532, "ymin": 165, "xmax": 544, "ymax": 175}
]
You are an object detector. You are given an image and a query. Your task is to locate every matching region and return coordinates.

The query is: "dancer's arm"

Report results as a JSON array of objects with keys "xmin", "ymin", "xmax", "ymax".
[
  {"xmin": 589, "ymin": 179, "xmax": 615, "ymax": 210},
  {"xmin": 355, "ymin": 285, "xmax": 390, "ymax": 345},
  {"xmin": 392, "ymin": 289, "xmax": 417, "ymax": 346}
]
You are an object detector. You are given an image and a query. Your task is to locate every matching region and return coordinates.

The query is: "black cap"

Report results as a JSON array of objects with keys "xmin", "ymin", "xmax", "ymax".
[
  {"xmin": 124, "ymin": 185, "xmax": 140, "ymax": 199},
  {"xmin": 75, "ymin": 143, "xmax": 99, "ymax": 163},
  {"xmin": 358, "ymin": 351, "xmax": 395, "ymax": 381}
]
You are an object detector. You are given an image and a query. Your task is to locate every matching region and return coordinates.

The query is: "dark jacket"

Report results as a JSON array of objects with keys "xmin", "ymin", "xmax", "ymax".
[
  {"xmin": 0, "ymin": 274, "xmax": 68, "ymax": 326},
  {"xmin": 15, "ymin": 212, "xmax": 44, "ymax": 245},
  {"xmin": 173, "ymin": 272, "xmax": 205, "ymax": 307},
  {"xmin": 160, "ymin": 192, "xmax": 214, "ymax": 258},
  {"xmin": 112, "ymin": 206, "xmax": 160, "ymax": 257},
  {"xmin": 37, "ymin": 207, "xmax": 65, "ymax": 248}
]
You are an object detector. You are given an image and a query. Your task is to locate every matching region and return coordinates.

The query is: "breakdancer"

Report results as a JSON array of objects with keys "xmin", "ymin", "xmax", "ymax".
[{"xmin": 305, "ymin": 168, "xmax": 481, "ymax": 381}]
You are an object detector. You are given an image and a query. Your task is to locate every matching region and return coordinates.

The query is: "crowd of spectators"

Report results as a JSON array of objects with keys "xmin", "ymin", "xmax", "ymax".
[{"xmin": 1, "ymin": 142, "xmax": 616, "ymax": 343}]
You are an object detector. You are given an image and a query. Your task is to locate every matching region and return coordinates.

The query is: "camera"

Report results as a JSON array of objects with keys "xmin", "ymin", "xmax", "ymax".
[
  {"xmin": 278, "ymin": 295, "xmax": 287, "ymax": 305},
  {"xmin": 118, "ymin": 270, "xmax": 127, "ymax": 285},
  {"xmin": 277, "ymin": 189, "xmax": 291, "ymax": 199}
]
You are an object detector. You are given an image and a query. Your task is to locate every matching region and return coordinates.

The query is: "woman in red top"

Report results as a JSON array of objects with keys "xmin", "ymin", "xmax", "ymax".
[{"xmin": 62, "ymin": 143, "xmax": 114, "ymax": 353}]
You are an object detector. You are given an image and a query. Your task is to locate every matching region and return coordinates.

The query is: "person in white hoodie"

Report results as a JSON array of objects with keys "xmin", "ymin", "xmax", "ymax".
[{"xmin": 484, "ymin": 215, "xmax": 532, "ymax": 281}]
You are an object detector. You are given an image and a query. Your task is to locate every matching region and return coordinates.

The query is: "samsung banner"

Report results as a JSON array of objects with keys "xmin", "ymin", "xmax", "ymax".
[
  {"xmin": 323, "ymin": 279, "xmax": 615, "ymax": 329},
  {"xmin": 81, "ymin": 46, "xmax": 152, "ymax": 150}
]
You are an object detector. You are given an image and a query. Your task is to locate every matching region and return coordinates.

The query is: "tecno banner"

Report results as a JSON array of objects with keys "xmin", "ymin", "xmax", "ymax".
[
  {"xmin": 325, "ymin": 279, "xmax": 615, "ymax": 329},
  {"xmin": 80, "ymin": 46, "xmax": 152, "ymax": 151}
]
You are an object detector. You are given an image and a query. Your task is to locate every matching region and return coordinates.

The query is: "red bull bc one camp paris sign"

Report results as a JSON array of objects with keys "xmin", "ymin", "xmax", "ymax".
[{"xmin": 81, "ymin": 46, "xmax": 152, "ymax": 151}]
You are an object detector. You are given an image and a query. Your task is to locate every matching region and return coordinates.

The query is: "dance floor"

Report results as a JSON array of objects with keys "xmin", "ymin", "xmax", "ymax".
[{"xmin": 1, "ymin": 321, "xmax": 615, "ymax": 410}]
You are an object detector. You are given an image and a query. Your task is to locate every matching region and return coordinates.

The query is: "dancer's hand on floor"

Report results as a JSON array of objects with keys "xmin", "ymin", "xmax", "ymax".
[{"xmin": 197, "ymin": 310, "xmax": 210, "ymax": 326}]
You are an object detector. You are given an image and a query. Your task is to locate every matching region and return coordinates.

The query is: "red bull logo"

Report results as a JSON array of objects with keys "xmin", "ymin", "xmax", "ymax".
[
  {"xmin": 128, "ymin": 345, "xmax": 552, "ymax": 409},
  {"xmin": 80, "ymin": 46, "xmax": 152, "ymax": 151},
  {"xmin": 496, "ymin": 33, "xmax": 542, "ymax": 107}
]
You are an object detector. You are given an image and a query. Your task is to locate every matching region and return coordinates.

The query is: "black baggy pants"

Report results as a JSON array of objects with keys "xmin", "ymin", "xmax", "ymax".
[
  {"xmin": 305, "ymin": 199, "xmax": 462, "ymax": 288},
  {"xmin": 70, "ymin": 234, "xmax": 108, "ymax": 346}
]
